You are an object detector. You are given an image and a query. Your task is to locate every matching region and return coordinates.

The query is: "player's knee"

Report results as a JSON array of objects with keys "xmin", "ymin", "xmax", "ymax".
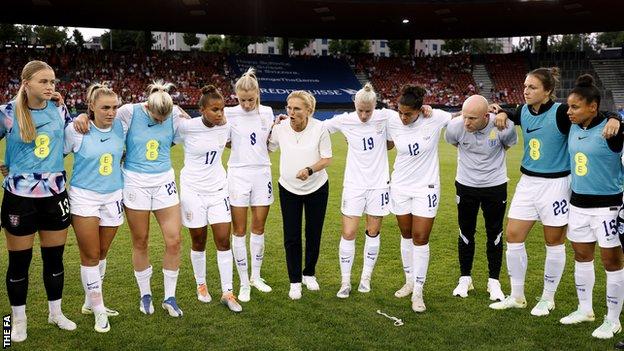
[
  {"xmin": 342, "ymin": 229, "xmax": 357, "ymax": 240},
  {"xmin": 215, "ymin": 238, "xmax": 230, "ymax": 251},
  {"xmin": 604, "ymin": 259, "xmax": 623, "ymax": 272},
  {"xmin": 573, "ymin": 250, "xmax": 594, "ymax": 263},
  {"xmin": 165, "ymin": 236, "xmax": 181, "ymax": 254},
  {"xmin": 412, "ymin": 234, "xmax": 429, "ymax": 246},
  {"xmin": 251, "ymin": 223, "xmax": 266, "ymax": 235},
  {"xmin": 505, "ymin": 227, "xmax": 526, "ymax": 243},
  {"xmin": 191, "ymin": 240, "xmax": 206, "ymax": 252},
  {"xmin": 132, "ymin": 236, "xmax": 149, "ymax": 252},
  {"xmin": 83, "ymin": 256, "xmax": 100, "ymax": 267}
]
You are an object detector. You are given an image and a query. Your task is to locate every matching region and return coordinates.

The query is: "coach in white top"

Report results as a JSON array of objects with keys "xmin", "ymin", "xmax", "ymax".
[
  {"xmin": 444, "ymin": 94, "xmax": 517, "ymax": 303},
  {"xmin": 324, "ymin": 83, "xmax": 390, "ymax": 299},
  {"xmin": 387, "ymin": 84, "xmax": 454, "ymax": 313},
  {"xmin": 225, "ymin": 68, "xmax": 274, "ymax": 301},
  {"xmin": 268, "ymin": 90, "xmax": 332, "ymax": 300}
]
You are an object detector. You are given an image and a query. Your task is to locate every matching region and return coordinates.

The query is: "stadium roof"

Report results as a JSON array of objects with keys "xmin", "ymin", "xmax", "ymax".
[{"xmin": 4, "ymin": 0, "xmax": 624, "ymax": 39}]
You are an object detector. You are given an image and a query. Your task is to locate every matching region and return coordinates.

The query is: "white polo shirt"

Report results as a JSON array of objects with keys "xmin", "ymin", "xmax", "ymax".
[
  {"xmin": 445, "ymin": 115, "xmax": 517, "ymax": 188},
  {"xmin": 268, "ymin": 118, "xmax": 332, "ymax": 195}
]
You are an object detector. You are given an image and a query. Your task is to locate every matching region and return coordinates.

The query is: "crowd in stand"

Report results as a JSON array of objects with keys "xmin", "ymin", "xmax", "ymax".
[
  {"xmin": 351, "ymin": 53, "xmax": 524, "ymax": 107},
  {"xmin": 0, "ymin": 48, "xmax": 237, "ymax": 112},
  {"xmin": 0, "ymin": 48, "xmax": 528, "ymax": 111}
]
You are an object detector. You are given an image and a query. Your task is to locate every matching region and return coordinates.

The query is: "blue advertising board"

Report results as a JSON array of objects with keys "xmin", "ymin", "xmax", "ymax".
[{"xmin": 228, "ymin": 55, "xmax": 362, "ymax": 104}]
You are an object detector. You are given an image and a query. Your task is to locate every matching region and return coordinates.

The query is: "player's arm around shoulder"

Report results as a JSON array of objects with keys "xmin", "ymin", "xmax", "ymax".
[
  {"xmin": 267, "ymin": 122, "xmax": 282, "ymax": 152},
  {"xmin": 63, "ymin": 121, "xmax": 83, "ymax": 156},
  {"xmin": 444, "ymin": 116, "xmax": 462, "ymax": 147},
  {"xmin": 499, "ymin": 118, "xmax": 518, "ymax": 150}
]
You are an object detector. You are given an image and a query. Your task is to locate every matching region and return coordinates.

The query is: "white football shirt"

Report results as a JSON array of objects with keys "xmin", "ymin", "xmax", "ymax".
[
  {"xmin": 324, "ymin": 109, "xmax": 390, "ymax": 189},
  {"xmin": 387, "ymin": 109, "xmax": 452, "ymax": 192},
  {"xmin": 175, "ymin": 117, "xmax": 230, "ymax": 194},
  {"xmin": 225, "ymin": 104, "xmax": 274, "ymax": 168}
]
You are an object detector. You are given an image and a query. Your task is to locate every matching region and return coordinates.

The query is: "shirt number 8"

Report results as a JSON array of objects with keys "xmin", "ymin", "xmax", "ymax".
[
  {"xmin": 145, "ymin": 139, "xmax": 159, "ymax": 161},
  {"xmin": 528, "ymin": 138, "xmax": 541, "ymax": 161},
  {"xmin": 99, "ymin": 153, "xmax": 113, "ymax": 176},
  {"xmin": 34, "ymin": 134, "xmax": 50, "ymax": 159},
  {"xmin": 574, "ymin": 152, "xmax": 588, "ymax": 176}
]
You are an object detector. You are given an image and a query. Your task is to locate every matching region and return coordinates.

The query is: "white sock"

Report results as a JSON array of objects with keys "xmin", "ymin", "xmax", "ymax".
[
  {"xmin": 231, "ymin": 235, "xmax": 249, "ymax": 286},
  {"xmin": 400, "ymin": 237, "xmax": 413, "ymax": 284},
  {"xmin": 574, "ymin": 260, "xmax": 595, "ymax": 315},
  {"xmin": 339, "ymin": 237, "xmax": 355, "ymax": 284},
  {"xmin": 99, "ymin": 259, "xmax": 107, "ymax": 281},
  {"xmin": 83, "ymin": 265, "xmax": 104, "ymax": 314},
  {"xmin": 250, "ymin": 232, "xmax": 265, "ymax": 281},
  {"xmin": 134, "ymin": 266, "xmax": 153, "ymax": 297},
  {"xmin": 506, "ymin": 242, "xmax": 527, "ymax": 300},
  {"xmin": 217, "ymin": 249, "xmax": 234, "ymax": 293},
  {"xmin": 11, "ymin": 305, "xmax": 26, "ymax": 320},
  {"xmin": 362, "ymin": 233, "xmax": 380, "ymax": 278},
  {"xmin": 190, "ymin": 250, "xmax": 206, "ymax": 285},
  {"xmin": 542, "ymin": 244, "xmax": 566, "ymax": 301},
  {"xmin": 606, "ymin": 268, "xmax": 624, "ymax": 324},
  {"xmin": 412, "ymin": 243, "xmax": 430, "ymax": 293},
  {"xmin": 48, "ymin": 299, "xmax": 62, "ymax": 316},
  {"xmin": 163, "ymin": 269, "xmax": 179, "ymax": 300},
  {"xmin": 81, "ymin": 265, "xmax": 90, "ymax": 307}
]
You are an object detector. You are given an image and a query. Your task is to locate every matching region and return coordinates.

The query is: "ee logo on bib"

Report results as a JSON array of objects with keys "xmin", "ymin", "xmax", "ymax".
[
  {"xmin": 34, "ymin": 134, "xmax": 50, "ymax": 159},
  {"xmin": 528, "ymin": 138, "xmax": 541, "ymax": 161},
  {"xmin": 574, "ymin": 152, "xmax": 588, "ymax": 176},
  {"xmin": 99, "ymin": 153, "xmax": 113, "ymax": 176},
  {"xmin": 146, "ymin": 139, "xmax": 159, "ymax": 161}
]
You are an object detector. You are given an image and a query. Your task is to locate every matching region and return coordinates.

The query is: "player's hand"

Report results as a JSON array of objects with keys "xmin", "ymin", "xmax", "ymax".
[
  {"xmin": 274, "ymin": 114, "xmax": 288, "ymax": 125},
  {"xmin": 51, "ymin": 92, "xmax": 65, "ymax": 106},
  {"xmin": 488, "ymin": 103, "xmax": 502, "ymax": 114},
  {"xmin": 296, "ymin": 168, "xmax": 309, "ymax": 181},
  {"xmin": 494, "ymin": 112, "xmax": 508, "ymax": 130},
  {"xmin": 177, "ymin": 106, "xmax": 191, "ymax": 119},
  {"xmin": 73, "ymin": 113, "xmax": 90, "ymax": 134},
  {"xmin": 421, "ymin": 105, "xmax": 433, "ymax": 118},
  {"xmin": 603, "ymin": 118, "xmax": 621, "ymax": 139},
  {"xmin": 0, "ymin": 164, "xmax": 8, "ymax": 177}
]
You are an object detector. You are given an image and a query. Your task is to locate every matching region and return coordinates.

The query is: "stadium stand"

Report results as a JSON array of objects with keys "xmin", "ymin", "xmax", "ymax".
[
  {"xmin": 0, "ymin": 48, "xmax": 236, "ymax": 113},
  {"xmin": 591, "ymin": 58, "xmax": 624, "ymax": 110},
  {"xmin": 531, "ymin": 51, "xmax": 615, "ymax": 110},
  {"xmin": 483, "ymin": 53, "xmax": 527, "ymax": 105},
  {"xmin": 352, "ymin": 54, "xmax": 477, "ymax": 108},
  {"xmin": 2, "ymin": 48, "xmax": 620, "ymax": 112}
]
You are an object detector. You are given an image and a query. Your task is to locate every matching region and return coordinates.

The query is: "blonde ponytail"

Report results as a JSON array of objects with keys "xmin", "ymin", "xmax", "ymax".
[
  {"xmin": 354, "ymin": 82, "xmax": 377, "ymax": 106},
  {"xmin": 235, "ymin": 67, "xmax": 261, "ymax": 110},
  {"xmin": 146, "ymin": 80, "xmax": 174, "ymax": 117}
]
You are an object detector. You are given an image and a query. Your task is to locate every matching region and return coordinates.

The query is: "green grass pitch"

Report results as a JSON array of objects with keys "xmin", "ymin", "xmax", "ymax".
[{"xmin": 0, "ymin": 128, "xmax": 617, "ymax": 350}]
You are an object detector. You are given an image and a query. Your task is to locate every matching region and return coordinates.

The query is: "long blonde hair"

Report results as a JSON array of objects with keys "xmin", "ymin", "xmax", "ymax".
[
  {"xmin": 15, "ymin": 60, "xmax": 53, "ymax": 142},
  {"xmin": 235, "ymin": 67, "xmax": 261, "ymax": 110},
  {"xmin": 146, "ymin": 80, "xmax": 175, "ymax": 118}
]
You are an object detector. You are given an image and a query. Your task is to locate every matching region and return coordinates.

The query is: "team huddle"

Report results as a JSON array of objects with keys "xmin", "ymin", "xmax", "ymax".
[{"xmin": 2, "ymin": 59, "xmax": 624, "ymax": 344}]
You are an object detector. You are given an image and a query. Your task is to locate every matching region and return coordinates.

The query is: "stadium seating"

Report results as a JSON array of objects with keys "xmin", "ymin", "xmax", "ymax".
[
  {"xmin": 4, "ymin": 48, "xmax": 611, "ymax": 110},
  {"xmin": 352, "ymin": 54, "xmax": 477, "ymax": 108},
  {"xmin": 484, "ymin": 53, "xmax": 527, "ymax": 105},
  {"xmin": 0, "ymin": 48, "xmax": 236, "ymax": 112}
]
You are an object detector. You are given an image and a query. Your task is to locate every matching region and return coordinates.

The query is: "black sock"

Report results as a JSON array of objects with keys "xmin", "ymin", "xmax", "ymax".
[
  {"xmin": 6, "ymin": 248, "xmax": 33, "ymax": 306},
  {"xmin": 41, "ymin": 245, "xmax": 65, "ymax": 301}
]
